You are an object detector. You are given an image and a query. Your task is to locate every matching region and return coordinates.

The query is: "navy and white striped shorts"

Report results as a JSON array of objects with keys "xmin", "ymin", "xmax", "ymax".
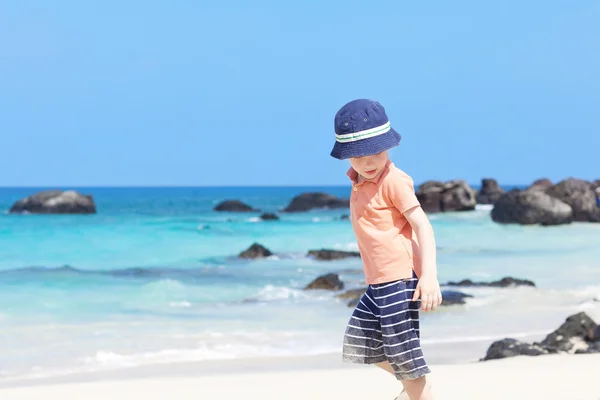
[{"xmin": 342, "ymin": 274, "xmax": 431, "ymax": 380}]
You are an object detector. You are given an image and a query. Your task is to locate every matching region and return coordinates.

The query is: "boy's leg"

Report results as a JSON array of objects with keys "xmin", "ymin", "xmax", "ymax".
[
  {"xmin": 400, "ymin": 376, "xmax": 433, "ymax": 400},
  {"xmin": 376, "ymin": 361, "xmax": 433, "ymax": 400},
  {"xmin": 375, "ymin": 360, "xmax": 396, "ymax": 376}
]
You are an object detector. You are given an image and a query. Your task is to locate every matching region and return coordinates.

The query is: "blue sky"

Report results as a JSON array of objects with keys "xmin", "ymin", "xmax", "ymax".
[{"xmin": 1, "ymin": 1, "xmax": 598, "ymax": 187}]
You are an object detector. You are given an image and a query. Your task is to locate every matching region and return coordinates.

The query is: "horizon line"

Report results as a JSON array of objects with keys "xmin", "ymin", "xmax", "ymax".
[{"xmin": 0, "ymin": 182, "xmax": 528, "ymax": 189}]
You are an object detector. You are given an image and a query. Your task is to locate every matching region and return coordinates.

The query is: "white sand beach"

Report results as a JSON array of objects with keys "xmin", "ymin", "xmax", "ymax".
[{"xmin": 1, "ymin": 353, "xmax": 599, "ymax": 400}]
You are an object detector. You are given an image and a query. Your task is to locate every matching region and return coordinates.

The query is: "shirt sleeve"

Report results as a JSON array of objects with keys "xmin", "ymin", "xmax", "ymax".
[{"xmin": 385, "ymin": 173, "xmax": 421, "ymax": 214}]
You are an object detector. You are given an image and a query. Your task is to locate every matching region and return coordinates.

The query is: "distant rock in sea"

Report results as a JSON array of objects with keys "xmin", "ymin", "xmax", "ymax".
[
  {"xmin": 307, "ymin": 249, "xmax": 360, "ymax": 261},
  {"xmin": 337, "ymin": 287, "xmax": 474, "ymax": 308},
  {"xmin": 214, "ymin": 200, "xmax": 259, "ymax": 212},
  {"xmin": 529, "ymin": 178, "xmax": 554, "ymax": 191},
  {"xmin": 238, "ymin": 243, "xmax": 273, "ymax": 259},
  {"xmin": 416, "ymin": 180, "xmax": 476, "ymax": 213},
  {"xmin": 491, "ymin": 188, "xmax": 573, "ymax": 226},
  {"xmin": 476, "ymin": 178, "xmax": 505, "ymax": 205},
  {"xmin": 304, "ymin": 273, "xmax": 344, "ymax": 291},
  {"xmin": 259, "ymin": 212, "xmax": 279, "ymax": 221},
  {"xmin": 444, "ymin": 276, "xmax": 536, "ymax": 288},
  {"xmin": 282, "ymin": 192, "xmax": 349, "ymax": 212},
  {"xmin": 546, "ymin": 178, "xmax": 600, "ymax": 222},
  {"xmin": 440, "ymin": 290, "xmax": 473, "ymax": 306},
  {"xmin": 10, "ymin": 190, "xmax": 96, "ymax": 214},
  {"xmin": 491, "ymin": 177, "xmax": 600, "ymax": 226}
]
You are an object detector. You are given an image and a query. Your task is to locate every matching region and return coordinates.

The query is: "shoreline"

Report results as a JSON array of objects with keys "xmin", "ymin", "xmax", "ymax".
[
  {"xmin": 0, "ymin": 330, "xmax": 552, "ymax": 388},
  {"xmin": 0, "ymin": 353, "xmax": 598, "ymax": 399}
]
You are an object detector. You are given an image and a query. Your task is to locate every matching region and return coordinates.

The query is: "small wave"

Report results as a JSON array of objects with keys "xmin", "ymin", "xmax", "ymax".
[
  {"xmin": 243, "ymin": 285, "xmax": 307, "ymax": 303},
  {"xmin": 475, "ymin": 204, "xmax": 494, "ymax": 211},
  {"xmin": 0, "ymin": 265, "xmax": 225, "ymax": 281},
  {"xmin": 169, "ymin": 301, "xmax": 192, "ymax": 308},
  {"xmin": 247, "ymin": 217, "xmax": 261, "ymax": 223},
  {"xmin": 332, "ymin": 242, "xmax": 359, "ymax": 251}
]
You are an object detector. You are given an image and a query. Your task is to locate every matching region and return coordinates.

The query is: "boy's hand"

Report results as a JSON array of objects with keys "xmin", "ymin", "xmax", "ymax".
[{"xmin": 411, "ymin": 275, "xmax": 442, "ymax": 312}]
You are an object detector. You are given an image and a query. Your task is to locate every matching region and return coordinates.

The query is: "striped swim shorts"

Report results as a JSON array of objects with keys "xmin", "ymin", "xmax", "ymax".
[{"xmin": 342, "ymin": 273, "xmax": 431, "ymax": 380}]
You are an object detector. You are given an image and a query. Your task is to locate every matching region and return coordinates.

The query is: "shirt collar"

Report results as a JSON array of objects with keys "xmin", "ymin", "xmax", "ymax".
[{"xmin": 346, "ymin": 159, "xmax": 393, "ymax": 185}]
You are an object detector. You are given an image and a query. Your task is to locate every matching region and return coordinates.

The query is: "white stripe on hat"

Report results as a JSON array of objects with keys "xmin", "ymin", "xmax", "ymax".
[{"xmin": 335, "ymin": 121, "xmax": 391, "ymax": 143}]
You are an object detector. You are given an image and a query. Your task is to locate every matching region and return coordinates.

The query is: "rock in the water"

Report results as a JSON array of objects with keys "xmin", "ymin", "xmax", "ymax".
[
  {"xmin": 416, "ymin": 180, "xmax": 476, "ymax": 213},
  {"xmin": 440, "ymin": 290, "xmax": 473, "ymax": 306},
  {"xmin": 336, "ymin": 288, "xmax": 366, "ymax": 307},
  {"xmin": 282, "ymin": 192, "xmax": 349, "ymax": 212},
  {"xmin": 476, "ymin": 178, "xmax": 505, "ymax": 205},
  {"xmin": 529, "ymin": 178, "xmax": 554, "ymax": 191},
  {"xmin": 482, "ymin": 339, "xmax": 548, "ymax": 361},
  {"xmin": 444, "ymin": 277, "xmax": 536, "ymax": 288},
  {"xmin": 336, "ymin": 288, "xmax": 366, "ymax": 300},
  {"xmin": 259, "ymin": 212, "xmax": 279, "ymax": 221},
  {"xmin": 539, "ymin": 312, "xmax": 598, "ymax": 353},
  {"xmin": 304, "ymin": 273, "xmax": 344, "ymax": 291},
  {"xmin": 340, "ymin": 214, "xmax": 350, "ymax": 220},
  {"xmin": 307, "ymin": 249, "xmax": 361, "ymax": 261},
  {"xmin": 546, "ymin": 178, "xmax": 600, "ymax": 222},
  {"xmin": 238, "ymin": 243, "xmax": 273, "ymax": 259},
  {"xmin": 214, "ymin": 200, "xmax": 258, "ymax": 212},
  {"xmin": 9, "ymin": 190, "xmax": 96, "ymax": 214},
  {"xmin": 491, "ymin": 189, "xmax": 573, "ymax": 226}
]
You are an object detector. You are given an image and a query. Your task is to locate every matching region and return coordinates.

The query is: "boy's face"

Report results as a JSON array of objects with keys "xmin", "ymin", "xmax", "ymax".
[{"xmin": 349, "ymin": 151, "xmax": 389, "ymax": 180}]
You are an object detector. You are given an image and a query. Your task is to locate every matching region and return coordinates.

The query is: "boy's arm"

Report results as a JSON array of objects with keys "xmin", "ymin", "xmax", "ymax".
[
  {"xmin": 404, "ymin": 205, "xmax": 442, "ymax": 312},
  {"xmin": 385, "ymin": 173, "xmax": 442, "ymax": 311}
]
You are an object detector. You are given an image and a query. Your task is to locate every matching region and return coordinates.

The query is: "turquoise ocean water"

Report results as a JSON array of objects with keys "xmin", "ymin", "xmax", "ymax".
[{"xmin": 1, "ymin": 186, "xmax": 599, "ymax": 382}]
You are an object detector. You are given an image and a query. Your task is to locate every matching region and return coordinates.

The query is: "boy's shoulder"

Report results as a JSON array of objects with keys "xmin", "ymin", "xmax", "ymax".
[{"xmin": 382, "ymin": 162, "xmax": 416, "ymax": 187}]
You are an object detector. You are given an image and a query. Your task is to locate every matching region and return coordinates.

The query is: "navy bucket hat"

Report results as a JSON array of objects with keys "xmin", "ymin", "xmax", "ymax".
[{"xmin": 330, "ymin": 99, "xmax": 401, "ymax": 160}]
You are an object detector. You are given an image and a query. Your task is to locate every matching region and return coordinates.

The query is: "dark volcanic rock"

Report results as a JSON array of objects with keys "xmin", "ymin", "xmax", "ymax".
[
  {"xmin": 491, "ymin": 189, "xmax": 573, "ymax": 226},
  {"xmin": 546, "ymin": 178, "xmax": 600, "ymax": 222},
  {"xmin": 539, "ymin": 312, "xmax": 598, "ymax": 353},
  {"xmin": 444, "ymin": 277, "xmax": 536, "ymax": 288},
  {"xmin": 259, "ymin": 212, "xmax": 279, "ymax": 221},
  {"xmin": 482, "ymin": 339, "xmax": 549, "ymax": 361},
  {"xmin": 304, "ymin": 273, "xmax": 344, "ymax": 291},
  {"xmin": 481, "ymin": 312, "xmax": 599, "ymax": 361},
  {"xmin": 238, "ymin": 243, "xmax": 273, "ymax": 259},
  {"xmin": 283, "ymin": 192, "xmax": 349, "ymax": 212},
  {"xmin": 416, "ymin": 180, "xmax": 476, "ymax": 213},
  {"xmin": 214, "ymin": 200, "xmax": 258, "ymax": 212},
  {"xmin": 529, "ymin": 178, "xmax": 554, "ymax": 191},
  {"xmin": 575, "ymin": 342, "xmax": 600, "ymax": 354},
  {"xmin": 339, "ymin": 289, "xmax": 473, "ymax": 308},
  {"xmin": 9, "ymin": 190, "xmax": 96, "ymax": 214},
  {"xmin": 337, "ymin": 288, "xmax": 366, "ymax": 307},
  {"xmin": 476, "ymin": 178, "xmax": 505, "ymax": 205},
  {"xmin": 440, "ymin": 290, "xmax": 473, "ymax": 306},
  {"xmin": 307, "ymin": 249, "xmax": 361, "ymax": 261}
]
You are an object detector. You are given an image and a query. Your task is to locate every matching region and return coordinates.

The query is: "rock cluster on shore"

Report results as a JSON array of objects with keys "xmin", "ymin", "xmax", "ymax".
[
  {"xmin": 491, "ymin": 178, "xmax": 600, "ymax": 225},
  {"xmin": 482, "ymin": 312, "xmax": 600, "ymax": 360}
]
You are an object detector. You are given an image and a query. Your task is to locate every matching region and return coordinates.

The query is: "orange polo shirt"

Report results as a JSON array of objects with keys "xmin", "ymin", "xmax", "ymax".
[{"xmin": 347, "ymin": 160, "xmax": 422, "ymax": 284}]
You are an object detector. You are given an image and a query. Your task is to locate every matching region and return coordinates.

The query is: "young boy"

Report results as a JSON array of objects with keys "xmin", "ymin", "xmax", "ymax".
[{"xmin": 331, "ymin": 99, "xmax": 442, "ymax": 400}]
